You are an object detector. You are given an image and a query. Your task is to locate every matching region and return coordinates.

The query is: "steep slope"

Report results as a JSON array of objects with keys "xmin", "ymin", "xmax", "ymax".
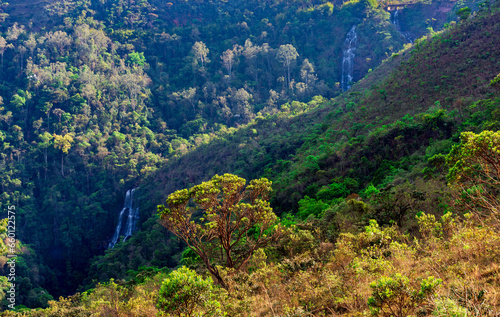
[
  {"xmin": 0, "ymin": 0, "xmax": 494, "ymax": 307},
  {"xmin": 27, "ymin": 6, "xmax": 500, "ymax": 316},
  {"xmin": 84, "ymin": 4, "xmax": 500, "ymax": 285},
  {"xmin": 141, "ymin": 8, "xmax": 500, "ymax": 212},
  {"xmin": 0, "ymin": 0, "xmax": 441, "ymax": 302},
  {"xmin": 272, "ymin": 9, "xmax": 500, "ymax": 211}
]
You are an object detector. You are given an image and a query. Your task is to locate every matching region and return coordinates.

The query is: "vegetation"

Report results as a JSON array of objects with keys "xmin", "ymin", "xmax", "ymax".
[
  {"xmin": 447, "ymin": 130, "xmax": 500, "ymax": 224},
  {"xmin": 0, "ymin": 0, "xmax": 437, "ymax": 301},
  {"xmin": 157, "ymin": 266, "xmax": 224, "ymax": 317},
  {"xmin": 157, "ymin": 174, "xmax": 281, "ymax": 288},
  {"xmin": 0, "ymin": 0, "xmax": 499, "ymax": 313}
]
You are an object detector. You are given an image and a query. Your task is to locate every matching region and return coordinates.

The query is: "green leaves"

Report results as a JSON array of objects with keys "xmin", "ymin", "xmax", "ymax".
[
  {"xmin": 157, "ymin": 266, "xmax": 220, "ymax": 317},
  {"xmin": 447, "ymin": 132, "xmax": 500, "ymax": 180},
  {"xmin": 157, "ymin": 174, "xmax": 281, "ymax": 288},
  {"xmin": 445, "ymin": 131, "xmax": 500, "ymax": 223},
  {"xmin": 127, "ymin": 51, "xmax": 146, "ymax": 67},
  {"xmin": 10, "ymin": 93, "xmax": 26, "ymax": 109},
  {"xmin": 368, "ymin": 273, "xmax": 441, "ymax": 316},
  {"xmin": 456, "ymin": 7, "xmax": 472, "ymax": 21},
  {"xmin": 491, "ymin": 73, "xmax": 500, "ymax": 90}
]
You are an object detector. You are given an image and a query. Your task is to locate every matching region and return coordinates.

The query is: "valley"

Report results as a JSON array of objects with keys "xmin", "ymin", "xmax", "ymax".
[{"xmin": 0, "ymin": 0, "xmax": 499, "ymax": 315}]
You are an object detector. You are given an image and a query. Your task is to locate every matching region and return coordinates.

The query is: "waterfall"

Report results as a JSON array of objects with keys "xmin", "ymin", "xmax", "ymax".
[
  {"xmin": 108, "ymin": 188, "xmax": 140, "ymax": 249},
  {"xmin": 391, "ymin": 9, "xmax": 414, "ymax": 44},
  {"xmin": 341, "ymin": 25, "xmax": 357, "ymax": 91},
  {"xmin": 391, "ymin": 8, "xmax": 400, "ymax": 29}
]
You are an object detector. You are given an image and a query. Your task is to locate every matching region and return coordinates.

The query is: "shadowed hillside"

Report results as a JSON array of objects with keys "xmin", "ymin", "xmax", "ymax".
[
  {"xmin": 74, "ymin": 6, "xmax": 500, "ymax": 290},
  {"xmin": 139, "ymin": 9, "xmax": 500, "ymax": 214}
]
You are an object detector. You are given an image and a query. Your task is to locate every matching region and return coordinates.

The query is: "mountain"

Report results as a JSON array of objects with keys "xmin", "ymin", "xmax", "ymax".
[
  {"xmin": 5, "ymin": 2, "xmax": 500, "ymax": 315},
  {"xmin": 0, "ymin": 0, "xmax": 496, "ymax": 311},
  {"xmin": 85, "ymin": 0, "xmax": 500, "ymax": 303}
]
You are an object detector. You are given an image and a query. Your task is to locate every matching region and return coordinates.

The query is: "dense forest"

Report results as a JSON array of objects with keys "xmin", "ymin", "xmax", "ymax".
[{"xmin": 0, "ymin": 0, "xmax": 499, "ymax": 315}]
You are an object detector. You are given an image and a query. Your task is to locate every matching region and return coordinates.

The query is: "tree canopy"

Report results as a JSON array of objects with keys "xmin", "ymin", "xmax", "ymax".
[
  {"xmin": 157, "ymin": 174, "xmax": 281, "ymax": 288},
  {"xmin": 447, "ymin": 130, "xmax": 500, "ymax": 223}
]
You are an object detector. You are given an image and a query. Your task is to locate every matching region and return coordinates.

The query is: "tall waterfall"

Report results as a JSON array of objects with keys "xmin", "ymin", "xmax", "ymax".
[
  {"xmin": 108, "ymin": 188, "xmax": 140, "ymax": 249},
  {"xmin": 391, "ymin": 9, "xmax": 414, "ymax": 44},
  {"xmin": 341, "ymin": 25, "xmax": 357, "ymax": 91}
]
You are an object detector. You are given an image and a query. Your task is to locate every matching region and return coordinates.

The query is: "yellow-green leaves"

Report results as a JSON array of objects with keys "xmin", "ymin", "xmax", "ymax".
[
  {"xmin": 157, "ymin": 266, "xmax": 225, "ymax": 316},
  {"xmin": 368, "ymin": 273, "xmax": 441, "ymax": 316},
  {"xmin": 446, "ymin": 131, "xmax": 500, "ymax": 223},
  {"xmin": 157, "ymin": 173, "xmax": 281, "ymax": 289},
  {"xmin": 53, "ymin": 132, "xmax": 75, "ymax": 154}
]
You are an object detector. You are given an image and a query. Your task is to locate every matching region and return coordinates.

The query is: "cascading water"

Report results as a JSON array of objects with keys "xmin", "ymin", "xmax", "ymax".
[
  {"xmin": 391, "ymin": 9, "xmax": 414, "ymax": 44},
  {"xmin": 108, "ymin": 188, "xmax": 140, "ymax": 249},
  {"xmin": 341, "ymin": 25, "xmax": 357, "ymax": 91}
]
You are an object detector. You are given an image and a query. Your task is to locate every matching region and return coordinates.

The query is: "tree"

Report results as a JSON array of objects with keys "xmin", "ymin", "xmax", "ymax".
[
  {"xmin": 300, "ymin": 58, "xmax": 316, "ymax": 87},
  {"xmin": 6, "ymin": 22, "xmax": 25, "ymax": 43},
  {"xmin": 221, "ymin": 45, "xmax": 242, "ymax": 83},
  {"xmin": 446, "ymin": 131, "xmax": 500, "ymax": 224},
  {"xmin": 242, "ymin": 39, "xmax": 261, "ymax": 84},
  {"xmin": 53, "ymin": 132, "xmax": 75, "ymax": 176},
  {"xmin": 127, "ymin": 51, "xmax": 146, "ymax": 67},
  {"xmin": 192, "ymin": 41, "xmax": 209, "ymax": 68},
  {"xmin": 181, "ymin": 87, "xmax": 197, "ymax": 113},
  {"xmin": 38, "ymin": 132, "xmax": 53, "ymax": 180},
  {"xmin": 0, "ymin": 36, "xmax": 7, "ymax": 67},
  {"xmin": 277, "ymin": 44, "xmax": 299, "ymax": 89},
  {"xmin": 17, "ymin": 45, "xmax": 27, "ymax": 69},
  {"xmin": 46, "ymin": 30, "xmax": 71, "ymax": 56},
  {"xmin": 456, "ymin": 7, "xmax": 471, "ymax": 21},
  {"xmin": 157, "ymin": 174, "xmax": 281, "ymax": 288},
  {"xmin": 230, "ymin": 88, "xmax": 252, "ymax": 121},
  {"xmin": 25, "ymin": 34, "xmax": 37, "ymax": 58}
]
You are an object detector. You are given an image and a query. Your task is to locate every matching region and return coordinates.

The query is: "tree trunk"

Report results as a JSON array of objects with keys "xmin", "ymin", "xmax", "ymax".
[{"xmin": 61, "ymin": 153, "xmax": 64, "ymax": 176}]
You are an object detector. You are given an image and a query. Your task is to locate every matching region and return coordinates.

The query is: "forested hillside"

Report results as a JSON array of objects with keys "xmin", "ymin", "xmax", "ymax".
[
  {"xmin": 0, "ymin": 0, "xmax": 495, "ymax": 313},
  {"xmin": 81, "ymin": 3, "xmax": 500, "ymax": 316}
]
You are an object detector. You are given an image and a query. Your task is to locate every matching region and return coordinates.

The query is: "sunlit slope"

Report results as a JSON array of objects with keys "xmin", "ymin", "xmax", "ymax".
[{"xmin": 140, "ymin": 9, "xmax": 500, "ymax": 215}]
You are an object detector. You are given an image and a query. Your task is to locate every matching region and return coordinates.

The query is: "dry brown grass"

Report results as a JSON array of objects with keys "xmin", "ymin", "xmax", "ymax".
[
  {"xmin": 212, "ymin": 214, "xmax": 500, "ymax": 316},
  {"xmin": 3, "ymin": 211, "xmax": 499, "ymax": 317}
]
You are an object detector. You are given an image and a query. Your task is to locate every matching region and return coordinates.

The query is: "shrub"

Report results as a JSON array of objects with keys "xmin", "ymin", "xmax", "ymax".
[
  {"xmin": 297, "ymin": 196, "xmax": 329, "ymax": 220},
  {"xmin": 157, "ymin": 267, "xmax": 224, "ymax": 317},
  {"xmin": 368, "ymin": 273, "xmax": 441, "ymax": 316},
  {"xmin": 447, "ymin": 131, "xmax": 500, "ymax": 224},
  {"xmin": 432, "ymin": 298, "xmax": 467, "ymax": 317}
]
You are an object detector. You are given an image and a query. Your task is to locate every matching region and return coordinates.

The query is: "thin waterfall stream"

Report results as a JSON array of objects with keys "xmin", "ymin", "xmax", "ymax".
[
  {"xmin": 341, "ymin": 25, "xmax": 357, "ymax": 91},
  {"xmin": 391, "ymin": 9, "xmax": 414, "ymax": 44},
  {"xmin": 109, "ymin": 188, "xmax": 140, "ymax": 249}
]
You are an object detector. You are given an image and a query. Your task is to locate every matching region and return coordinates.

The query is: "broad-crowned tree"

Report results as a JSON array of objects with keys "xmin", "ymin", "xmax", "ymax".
[{"xmin": 157, "ymin": 173, "xmax": 281, "ymax": 288}]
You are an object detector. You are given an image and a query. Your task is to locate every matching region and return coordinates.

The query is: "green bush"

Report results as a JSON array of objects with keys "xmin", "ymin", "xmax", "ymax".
[
  {"xmin": 368, "ymin": 273, "xmax": 441, "ymax": 316},
  {"xmin": 157, "ymin": 267, "xmax": 224, "ymax": 317},
  {"xmin": 297, "ymin": 196, "xmax": 329, "ymax": 220}
]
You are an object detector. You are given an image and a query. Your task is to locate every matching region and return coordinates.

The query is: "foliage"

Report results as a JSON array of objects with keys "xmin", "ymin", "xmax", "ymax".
[
  {"xmin": 157, "ymin": 267, "xmax": 225, "ymax": 317},
  {"xmin": 447, "ymin": 130, "xmax": 500, "ymax": 223},
  {"xmin": 432, "ymin": 298, "xmax": 468, "ymax": 317},
  {"xmin": 6, "ymin": 187, "xmax": 500, "ymax": 316},
  {"xmin": 368, "ymin": 273, "xmax": 441, "ymax": 316},
  {"xmin": 491, "ymin": 73, "xmax": 500, "ymax": 89},
  {"xmin": 456, "ymin": 7, "xmax": 472, "ymax": 20},
  {"xmin": 297, "ymin": 196, "xmax": 329, "ymax": 220},
  {"xmin": 157, "ymin": 174, "xmax": 281, "ymax": 288},
  {"xmin": 0, "ymin": 0, "xmax": 498, "ymax": 308}
]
